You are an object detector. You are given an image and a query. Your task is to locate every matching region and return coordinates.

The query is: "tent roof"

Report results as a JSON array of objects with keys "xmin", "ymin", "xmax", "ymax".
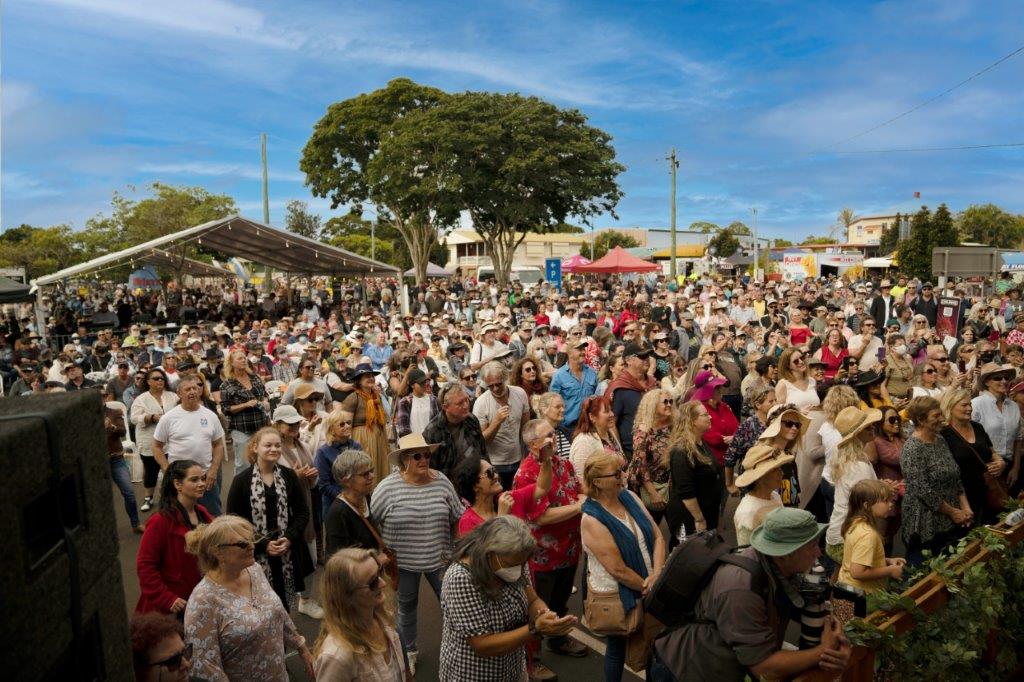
[
  {"xmin": 561, "ymin": 254, "xmax": 592, "ymax": 273},
  {"xmin": 33, "ymin": 215, "xmax": 399, "ymax": 287},
  {"xmin": 138, "ymin": 250, "xmax": 235, "ymax": 278},
  {"xmin": 0, "ymin": 276, "xmax": 33, "ymax": 303},
  {"xmin": 404, "ymin": 262, "xmax": 452, "ymax": 278},
  {"xmin": 573, "ymin": 246, "xmax": 660, "ymax": 274}
]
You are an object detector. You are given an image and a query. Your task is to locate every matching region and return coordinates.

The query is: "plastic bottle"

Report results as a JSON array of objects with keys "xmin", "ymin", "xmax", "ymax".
[{"xmin": 1005, "ymin": 508, "xmax": 1024, "ymax": 527}]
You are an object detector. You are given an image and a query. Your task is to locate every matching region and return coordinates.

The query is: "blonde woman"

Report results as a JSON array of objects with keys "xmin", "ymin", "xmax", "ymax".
[
  {"xmin": 824, "ymin": 407, "xmax": 883, "ymax": 563},
  {"xmin": 183, "ymin": 515, "xmax": 313, "ymax": 681},
  {"xmin": 775, "ymin": 347, "xmax": 819, "ymax": 413},
  {"xmin": 314, "ymin": 548, "xmax": 409, "ymax": 681},
  {"xmin": 665, "ymin": 401, "xmax": 723, "ymax": 546},
  {"xmin": 625, "ymin": 389, "xmax": 675, "ymax": 522},
  {"xmin": 818, "ymin": 385, "xmax": 861, "ymax": 505},
  {"xmin": 219, "ymin": 348, "xmax": 271, "ymax": 469}
]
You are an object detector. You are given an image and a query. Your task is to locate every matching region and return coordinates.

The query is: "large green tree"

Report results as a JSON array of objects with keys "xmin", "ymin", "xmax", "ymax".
[
  {"xmin": 689, "ymin": 221, "xmax": 719, "ymax": 233},
  {"xmin": 773, "ymin": 238, "xmax": 794, "ymax": 248},
  {"xmin": 0, "ymin": 224, "xmax": 83, "ymax": 280},
  {"xmin": 896, "ymin": 206, "xmax": 936, "ymax": 280},
  {"xmin": 801, "ymin": 235, "xmax": 833, "ymax": 245},
  {"xmin": 879, "ymin": 213, "xmax": 901, "ymax": 254},
  {"xmin": 591, "ymin": 231, "xmax": 639, "ymax": 260},
  {"xmin": 725, "ymin": 220, "xmax": 751, "ymax": 236},
  {"xmin": 284, "ymin": 200, "xmax": 321, "ymax": 240},
  {"xmin": 956, "ymin": 204, "xmax": 1024, "ymax": 248},
  {"xmin": 708, "ymin": 228, "xmax": 740, "ymax": 258},
  {"xmin": 301, "ymin": 78, "xmax": 454, "ymax": 284},
  {"xmin": 369, "ymin": 90, "xmax": 624, "ymax": 288}
]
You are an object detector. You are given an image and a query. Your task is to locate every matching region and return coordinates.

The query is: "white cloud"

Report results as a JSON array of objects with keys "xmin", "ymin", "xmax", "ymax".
[
  {"xmin": 1, "ymin": 171, "xmax": 62, "ymax": 198},
  {"xmin": 138, "ymin": 161, "xmax": 304, "ymax": 183}
]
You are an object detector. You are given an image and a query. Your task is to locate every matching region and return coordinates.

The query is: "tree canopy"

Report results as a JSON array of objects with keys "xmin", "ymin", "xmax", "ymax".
[
  {"xmin": 896, "ymin": 205, "xmax": 959, "ymax": 280},
  {"xmin": 591, "ymin": 231, "xmax": 639, "ymax": 260},
  {"xmin": 301, "ymin": 79, "xmax": 622, "ymax": 286},
  {"xmin": 0, "ymin": 224, "xmax": 81, "ymax": 281},
  {"xmin": 725, "ymin": 220, "xmax": 751, "ymax": 235},
  {"xmin": 956, "ymin": 204, "xmax": 1024, "ymax": 248},
  {"xmin": 800, "ymin": 235, "xmax": 833, "ymax": 245},
  {"xmin": 690, "ymin": 221, "xmax": 719, "ymax": 233},
  {"xmin": 708, "ymin": 228, "xmax": 740, "ymax": 258},
  {"xmin": 284, "ymin": 200, "xmax": 321, "ymax": 240}
]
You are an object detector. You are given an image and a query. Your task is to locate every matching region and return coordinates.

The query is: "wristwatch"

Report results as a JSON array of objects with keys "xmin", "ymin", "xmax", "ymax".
[{"xmin": 528, "ymin": 620, "xmax": 541, "ymax": 638}]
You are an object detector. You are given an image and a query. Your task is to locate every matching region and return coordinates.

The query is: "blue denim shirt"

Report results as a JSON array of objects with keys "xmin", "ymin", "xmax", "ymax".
[{"xmin": 550, "ymin": 363, "xmax": 598, "ymax": 429}]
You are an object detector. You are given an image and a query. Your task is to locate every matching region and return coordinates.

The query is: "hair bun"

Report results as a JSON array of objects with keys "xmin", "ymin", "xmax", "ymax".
[{"xmin": 184, "ymin": 524, "xmax": 208, "ymax": 556}]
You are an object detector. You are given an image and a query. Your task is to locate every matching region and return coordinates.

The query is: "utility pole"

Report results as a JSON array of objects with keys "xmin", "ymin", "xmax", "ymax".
[
  {"xmin": 752, "ymin": 207, "xmax": 759, "ymax": 282},
  {"xmin": 260, "ymin": 133, "xmax": 272, "ymax": 293},
  {"xmin": 668, "ymin": 148, "xmax": 679, "ymax": 280}
]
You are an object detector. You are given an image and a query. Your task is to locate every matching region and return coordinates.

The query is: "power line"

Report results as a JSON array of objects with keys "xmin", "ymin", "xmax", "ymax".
[
  {"xmin": 819, "ymin": 43, "xmax": 1024, "ymax": 151},
  {"xmin": 828, "ymin": 142, "xmax": 1024, "ymax": 154}
]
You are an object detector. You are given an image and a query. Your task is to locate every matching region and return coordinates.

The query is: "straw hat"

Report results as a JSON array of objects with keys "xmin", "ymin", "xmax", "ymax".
[
  {"xmin": 977, "ymin": 362, "xmax": 1016, "ymax": 392},
  {"xmin": 734, "ymin": 443, "xmax": 795, "ymax": 488},
  {"xmin": 388, "ymin": 433, "xmax": 440, "ymax": 467},
  {"xmin": 758, "ymin": 404, "xmax": 809, "ymax": 442},
  {"xmin": 835, "ymin": 406, "xmax": 883, "ymax": 448}
]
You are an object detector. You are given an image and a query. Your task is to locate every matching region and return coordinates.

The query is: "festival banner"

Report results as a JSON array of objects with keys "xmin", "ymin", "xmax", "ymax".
[{"xmin": 935, "ymin": 296, "xmax": 962, "ymax": 340}]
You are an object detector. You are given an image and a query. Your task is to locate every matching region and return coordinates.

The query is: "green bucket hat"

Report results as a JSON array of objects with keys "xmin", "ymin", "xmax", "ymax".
[{"xmin": 750, "ymin": 507, "xmax": 827, "ymax": 556}]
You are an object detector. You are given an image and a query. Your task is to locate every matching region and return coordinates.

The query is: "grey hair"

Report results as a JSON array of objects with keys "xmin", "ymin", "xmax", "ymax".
[
  {"xmin": 481, "ymin": 360, "xmax": 507, "ymax": 383},
  {"xmin": 331, "ymin": 449, "xmax": 373, "ymax": 489},
  {"xmin": 451, "ymin": 516, "xmax": 536, "ymax": 601},
  {"xmin": 522, "ymin": 418, "xmax": 548, "ymax": 445}
]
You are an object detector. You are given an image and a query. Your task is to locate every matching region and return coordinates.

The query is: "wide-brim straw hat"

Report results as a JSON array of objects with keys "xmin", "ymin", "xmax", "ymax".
[
  {"xmin": 735, "ymin": 443, "xmax": 795, "ymax": 488},
  {"xmin": 977, "ymin": 362, "xmax": 1016, "ymax": 392},
  {"xmin": 388, "ymin": 433, "xmax": 440, "ymax": 467},
  {"xmin": 835, "ymin": 406, "xmax": 882, "ymax": 448},
  {"xmin": 758, "ymin": 406, "xmax": 810, "ymax": 442}
]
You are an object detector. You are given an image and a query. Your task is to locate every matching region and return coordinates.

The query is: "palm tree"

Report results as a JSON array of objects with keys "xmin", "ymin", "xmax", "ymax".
[{"xmin": 835, "ymin": 207, "xmax": 858, "ymax": 242}]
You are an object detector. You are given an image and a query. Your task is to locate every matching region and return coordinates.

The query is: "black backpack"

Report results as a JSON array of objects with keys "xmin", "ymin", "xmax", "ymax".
[{"xmin": 644, "ymin": 531, "xmax": 761, "ymax": 628}]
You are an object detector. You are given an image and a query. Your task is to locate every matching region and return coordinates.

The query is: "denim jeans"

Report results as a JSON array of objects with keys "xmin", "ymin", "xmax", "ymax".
[
  {"xmin": 396, "ymin": 567, "xmax": 445, "ymax": 653},
  {"xmin": 197, "ymin": 467, "xmax": 222, "ymax": 516},
  {"xmin": 110, "ymin": 458, "xmax": 140, "ymax": 528},
  {"xmin": 605, "ymin": 635, "xmax": 627, "ymax": 682},
  {"xmin": 231, "ymin": 430, "xmax": 253, "ymax": 470}
]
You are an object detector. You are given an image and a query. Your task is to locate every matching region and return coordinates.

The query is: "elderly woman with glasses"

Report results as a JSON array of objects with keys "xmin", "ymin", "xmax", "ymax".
[
  {"xmin": 323, "ymin": 449, "xmax": 388, "ymax": 556},
  {"xmin": 131, "ymin": 367, "xmax": 179, "ymax": 511},
  {"xmin": 439, "ymin": 516, "xmax": 576, "ymax": 682},
  {"xmin": 184, "ymin": 515, "xmax": 313, "ymax": 681},
  {"xmin": 371, "ymin": 434, "xmax": 463, "ymax": 672},
  {"xmin": 454, "ymin": 449, "xmax": 552, "ymax": 537},
  {"xmin": 775, "ymin": 347, "xmax": 820, "ymax": 414},
  {"xmin": 313, "ymin": 548, "xmax": 409, "ymax": 680}
]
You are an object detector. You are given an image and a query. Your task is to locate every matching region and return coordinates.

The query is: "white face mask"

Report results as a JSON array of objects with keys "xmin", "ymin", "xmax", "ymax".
[
  {"xmin": 494, "ymin": 562, "xmax": 523, "ymax": 583},
  {"xmin": 893, "ymin": 345, "xmax": 907, "ymax": 356}
]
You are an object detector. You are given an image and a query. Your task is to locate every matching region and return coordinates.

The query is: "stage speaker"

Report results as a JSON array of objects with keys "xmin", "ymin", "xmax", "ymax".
[
  {"xmin": 332, "ymin": 278, "xmax": 343, "ymax": 305},
  {"xmin": 0, "ymin": 392, "xmax": 133, "ymax": 681}
]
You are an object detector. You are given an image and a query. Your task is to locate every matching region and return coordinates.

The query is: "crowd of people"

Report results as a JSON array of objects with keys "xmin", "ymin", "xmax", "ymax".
[{"xmin": 5, "ymin": 268, "xmax": 1024, "ymax": 682}]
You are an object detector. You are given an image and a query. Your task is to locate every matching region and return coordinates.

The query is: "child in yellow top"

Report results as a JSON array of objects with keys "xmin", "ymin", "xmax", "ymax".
[{"xmin": 838, "ymin": 479, "xmax": 906, "ymax": 593}]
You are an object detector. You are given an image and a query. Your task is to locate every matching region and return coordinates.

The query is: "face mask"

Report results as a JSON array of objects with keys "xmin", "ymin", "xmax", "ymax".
[
  {"xmin": 980, "ymin": 352, "xmax": 996, "ymax": 363},
  {"xmin": 494, "ymin": 563, "xmax": 523, "ymax": 583},
  {"xmin": 893, "ymin": 345, "xmax": 907, "ymax": 356},
  {"xmin": 298, "ymin": 336, "xmax": 308, "ymax": 344},
  {"xmin": 248, "ymin": 355, "xmax": 259, "ymax": 364}
]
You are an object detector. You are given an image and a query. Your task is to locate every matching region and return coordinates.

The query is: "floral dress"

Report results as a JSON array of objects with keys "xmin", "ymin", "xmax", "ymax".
[
  {"xmin": 513, "ymin": 452, "xmax": 581, "ymax": 573},
  {"xmin": 627, "ymin": 424, "xmax": 671, "ymax": 494}
]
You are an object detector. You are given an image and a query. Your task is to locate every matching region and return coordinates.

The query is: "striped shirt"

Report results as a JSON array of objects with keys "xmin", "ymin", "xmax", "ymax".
[{"xmin": 370, "ymin": 472, "xmax": 464, "ymax": 573}]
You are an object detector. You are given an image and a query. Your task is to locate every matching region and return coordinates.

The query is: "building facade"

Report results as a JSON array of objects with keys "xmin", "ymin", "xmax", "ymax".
[
  {"xmin": 445, "ymin": 230, "xmax": 591, "ymax": 274},
  {"xmin": 846, "ymin": 214, "xmax": 898, "ymax": 246}
]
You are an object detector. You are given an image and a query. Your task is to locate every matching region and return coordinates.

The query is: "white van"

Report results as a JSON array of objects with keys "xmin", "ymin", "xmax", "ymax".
[{"xmin": 477, "ymin": 265, "xmax": 545, "ymax": 291}]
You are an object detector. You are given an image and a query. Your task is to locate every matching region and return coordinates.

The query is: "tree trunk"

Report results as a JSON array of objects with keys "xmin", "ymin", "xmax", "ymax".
[{"xmin": 387, "ymin": 209, "xmax": 436, "ymax": 287}]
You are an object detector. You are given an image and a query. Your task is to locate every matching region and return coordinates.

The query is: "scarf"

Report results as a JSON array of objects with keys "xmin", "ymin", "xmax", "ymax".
[
  {"xmin": 357, "ymin": 389, "xmax": 386, "ymax": 429},
  {"xmin": 582, "ymin": 491, "xmax": 655, "ymax": 612},
  {"xmin": 250, "ymin": 466, "xmax": 295, "ymax": 608},
  {"xmin": 606, "ymin": 371, "xmax": 655, "ymax": 404}
]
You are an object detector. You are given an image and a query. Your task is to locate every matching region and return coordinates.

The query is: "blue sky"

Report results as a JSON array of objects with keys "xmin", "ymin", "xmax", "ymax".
[{"xmin": 3, "ymin": 0, "xmax": 1022, "ymax": 241}]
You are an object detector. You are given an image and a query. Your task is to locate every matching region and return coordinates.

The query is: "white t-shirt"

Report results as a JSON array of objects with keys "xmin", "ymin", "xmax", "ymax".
[
  {"xmin": 820, "ymin": 422, "xmax": 842, "ymax": 484},
  {"xmin": 734, "ymin": 491, "xmax": 783, "ymax": 547},
  {"xmin": 152, "ymin": 404, "xmax": 225, "ymax": 469},
  {"xmin": 849, "ymin": 334, "xmax": 883, "ymax": 372},
  {"xmin": 409, "ymin": 394, "xmax": 432, "ymax": 435},
  {"xmin": 472, "ymin": 385, "xmax": 529, "ymax": 466},
  {"xmin": 826, "ymin": 460, "xmax": 877, "ymax": 546}
]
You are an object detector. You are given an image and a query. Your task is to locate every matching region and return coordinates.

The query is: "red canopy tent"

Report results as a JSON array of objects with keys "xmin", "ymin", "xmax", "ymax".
[
  {"xmin": 572, "ymin": 246, "xmax": 660, "ymax": 274},
  {"xmin": 561, "ymin": 254, "xmax": 592, "ymax": 272}
]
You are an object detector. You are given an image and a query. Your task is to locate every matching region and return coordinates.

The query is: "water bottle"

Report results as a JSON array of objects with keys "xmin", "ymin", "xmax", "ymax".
[
  {"xmin": 1005, "ymin": 508, "xmax": 1024, "ymax": 527},
  {"xmin": 677, "ymin": 524, "xmax": 687, "ymax": 544}
]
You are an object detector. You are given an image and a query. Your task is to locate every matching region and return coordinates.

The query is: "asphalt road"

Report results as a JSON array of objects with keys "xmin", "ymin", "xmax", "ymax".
[{"xmin": 109, "ymin": 457, "xmax": 728, "ymax": 681}]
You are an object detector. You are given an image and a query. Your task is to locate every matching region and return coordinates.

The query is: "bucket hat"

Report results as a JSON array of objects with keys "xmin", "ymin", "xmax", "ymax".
[{"xmin": 750, "ymin": 507, "xmax": 827, "ymax": 556}]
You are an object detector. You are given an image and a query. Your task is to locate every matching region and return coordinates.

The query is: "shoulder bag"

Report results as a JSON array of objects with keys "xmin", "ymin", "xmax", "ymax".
[
  {"xmin": 962, "ymin": 430, "xmax": 1009, "ymax": 512},
  {"xmin": 345, "ymin": 498, "xmax": 400, "ymax": 585},
  {"xmin": 583, "ymin": 513, "xmax": 644, "ymax": 636}
]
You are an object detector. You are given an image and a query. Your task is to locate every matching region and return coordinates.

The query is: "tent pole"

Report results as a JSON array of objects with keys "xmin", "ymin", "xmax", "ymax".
[{"xmin": 35, "ymin": 284, "xmax": 48, "ymax": 349}]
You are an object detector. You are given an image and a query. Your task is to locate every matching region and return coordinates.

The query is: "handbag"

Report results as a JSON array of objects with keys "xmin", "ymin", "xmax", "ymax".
[
  {"xmin": 583, "ymin": 588, "xmax": 643, "ymax": 636},
  {"xmin": 347, "ymin": 498, "xmax": 400, "ymax": 585},
  {"xmin": 640, "ymin": 480, "xmax": 670, "ymax": 510},
  {"xmin": 962, "ymin": 434, "xmax": 1009, "ymax": 512}
]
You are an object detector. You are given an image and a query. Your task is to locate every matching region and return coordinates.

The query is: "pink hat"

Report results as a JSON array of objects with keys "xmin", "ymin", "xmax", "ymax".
[{"xmin": 691, "ymin": 370, "xmax": 728, "ymax": 402}]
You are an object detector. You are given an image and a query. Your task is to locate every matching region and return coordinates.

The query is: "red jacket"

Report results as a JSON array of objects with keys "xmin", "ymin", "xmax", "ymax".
[
  {"xmin": 701, "ymin": 400, "xmax": 739, "ymax": 467},
  {"xmin": 135, "ymin": 505, "xmax": 212, "ymax": 613}
]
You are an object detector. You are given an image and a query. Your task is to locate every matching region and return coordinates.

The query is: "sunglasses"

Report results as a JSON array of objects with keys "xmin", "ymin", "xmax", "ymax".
[
  {"xmin": 356, "ymin": 566, "xmax": 386, "ymax": 591},
  {"xmin": 336, "ymin": 420, "xmax": 353, "ymax": 427},
  {"xmin": 936, "ymin": 357, "xmax": 950, "ymax": 362},
  {"xmin": 991, "ymin": 376, "xmax": 1011, "ymax": 383},
  {"xmin": 461, "ymin": 375, "xmax": 475, "ymax": 381},
  {"xmin": 405, "ymin": 452, "xmax": 430, "ymax": 462},
  {"xmin": 781, "ymin": 419, "xmax": 801, "ymax": 430},
  {"xmin": 147, "ymin": 376, "xmax": 165, "ymax": 381},
  {"xmin": 924, "ymin": 368, "xmax": 937, "ymax": 374},
  {"xmin": 486, "ymin": 382, "xmax": 504, "ymax": 391},
  {"xmin": 660, "ymin": 398, "xmax": 674, "ymax": 406},
  {"xmin": 480, "ymin": 468, "xmax": 497, "ymax": 480},
  {"xmin": 149, "ymin": 643, "xmax": 192, "ymax": 671},
  {"xmin": 887, "ymin": 417, "xmax": 901, "ymax": 425},
  {"xmin": 522, "ymin": 366, "xmax": 536, "ymax": 373},
  {"xmin": 594, "ymin": 467, "xmax": 627, "ymax": 480},
  {"xmin": 218, "ymin": 540, "xmax": 254, "ymax": 550}
]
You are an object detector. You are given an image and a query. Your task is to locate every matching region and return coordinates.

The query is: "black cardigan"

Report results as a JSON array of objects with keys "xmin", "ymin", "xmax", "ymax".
[
  {"xmin": 226, "ymin": 464, "xmax": 314, "ymax": 591},
  {"xmin": 324, "ymin": 496, "xmax": 382, "ymax": 556}
]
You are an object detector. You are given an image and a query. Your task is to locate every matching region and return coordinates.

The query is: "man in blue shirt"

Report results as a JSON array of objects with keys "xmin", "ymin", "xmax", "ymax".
[
  {"xmin": 550, "ymin": 338, "xmax": 597, "ymax": 432},
  {"xmin": 364, "ymin": 331, "xmax": 394, "ymax": 371}
]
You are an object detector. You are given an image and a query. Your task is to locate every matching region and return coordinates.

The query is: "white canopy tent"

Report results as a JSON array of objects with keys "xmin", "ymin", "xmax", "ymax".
[
  {"xmin": 863, "ymin": 257, "xmax": 894, "ymax": 269},
  {"xmin": 32, "ymin": 215, "xmax": 399, "ymax": 288}
]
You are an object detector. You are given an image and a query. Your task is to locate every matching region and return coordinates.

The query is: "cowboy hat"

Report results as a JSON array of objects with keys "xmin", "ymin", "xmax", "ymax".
[
  {"xmin": 735, "ymin": 443, "xmax": 795, "ymax": 488},
  {"xmin": 835, "ymin": 406, "xmax": 883, "ymax": 448},
  {"xmin": 348, "ymin": 362, "xmax": 378, "ymax": 382},
  {"xmin": 758, "ymin": 404, "xmax": 810, "ymax": 442},
  {"xmin": 388, "ymin": 433, "xmax": 440, "ymax": 466},
  {"xmin": 854, "ymin": 369, "xmax": 886, "ymax": 389},
  {"xmin": 750, "ymin": 507, "xmax": 828, "ymax": 556}
]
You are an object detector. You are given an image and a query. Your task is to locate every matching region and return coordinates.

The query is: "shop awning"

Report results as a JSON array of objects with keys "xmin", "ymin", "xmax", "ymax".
[{"xmin": 651, "ymin": 244, "xmax": 705, "ymax": 259}]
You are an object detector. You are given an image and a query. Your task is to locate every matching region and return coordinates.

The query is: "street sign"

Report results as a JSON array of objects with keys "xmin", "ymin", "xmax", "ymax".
[{"xmin": 545, "ymin": 258, "xmax": 562, "ymax": 292}]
